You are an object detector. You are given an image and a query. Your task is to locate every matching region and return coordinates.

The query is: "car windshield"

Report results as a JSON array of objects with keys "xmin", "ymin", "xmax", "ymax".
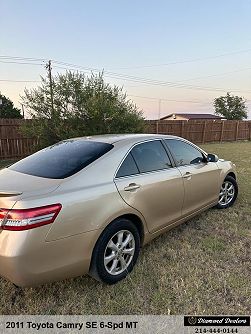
[{"xmin": 9, "ymin": 140, "xmax": 113, "ymax": 179}]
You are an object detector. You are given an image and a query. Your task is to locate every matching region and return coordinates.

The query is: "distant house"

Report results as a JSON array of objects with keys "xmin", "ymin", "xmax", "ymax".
[{"xmin": 160, "ymin": 113, "xmax": 224, "ymax": 121}]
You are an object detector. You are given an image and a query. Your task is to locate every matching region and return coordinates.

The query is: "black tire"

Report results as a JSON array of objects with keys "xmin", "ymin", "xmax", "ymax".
[
  {"xmin": 89, "ymin": 218, "xmax": 140, "ymax": 284},
  {"xmin": 215, "ymin": 175, "xmax": 238, "ymax": 209}
]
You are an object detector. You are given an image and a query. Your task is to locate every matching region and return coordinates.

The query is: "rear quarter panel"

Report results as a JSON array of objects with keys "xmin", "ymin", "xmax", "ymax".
[{"xmin": 45, "ymin": 180, "xmax": 148, "ymax": 241}]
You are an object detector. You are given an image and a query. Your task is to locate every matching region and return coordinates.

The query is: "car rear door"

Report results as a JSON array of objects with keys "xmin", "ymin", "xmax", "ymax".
[
  {"xmin": 114, "ymin": 140, "xmax": 184, "ymax": 233},
  {"xmin": 164, "ymin": 139, "xmax": 220, "ymax": 216}
]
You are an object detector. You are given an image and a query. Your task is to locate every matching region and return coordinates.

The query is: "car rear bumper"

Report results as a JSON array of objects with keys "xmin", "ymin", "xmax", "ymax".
[{"xmin": 0, "ymin": 226, "xmax": 101, "ymax": 287}]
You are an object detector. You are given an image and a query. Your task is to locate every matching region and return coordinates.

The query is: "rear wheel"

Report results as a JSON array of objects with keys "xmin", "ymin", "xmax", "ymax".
[
  {"xmin": 216, "ymin": 175, "xmax": 238, "ymax": 209},
  {"xmin": 89, "ymin": 218, "xmax": 140, "ymax": 284}
]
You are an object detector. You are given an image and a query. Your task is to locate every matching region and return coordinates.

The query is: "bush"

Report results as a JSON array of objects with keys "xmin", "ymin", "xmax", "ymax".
[{"xmin": 21, "ymin": 71, "xmax": 145, "ymax": 148}]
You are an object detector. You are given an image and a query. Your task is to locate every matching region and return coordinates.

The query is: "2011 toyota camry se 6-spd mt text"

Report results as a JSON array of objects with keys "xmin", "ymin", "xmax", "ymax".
[{"xmin": 0, "ymin": 134, "xmax": 238, "ymax": 286}]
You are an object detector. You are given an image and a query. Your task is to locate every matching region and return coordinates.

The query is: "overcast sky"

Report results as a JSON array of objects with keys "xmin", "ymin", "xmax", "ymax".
[{"xmin": 1, "ymin": 0, "xmax": 251, "ymax": 119}]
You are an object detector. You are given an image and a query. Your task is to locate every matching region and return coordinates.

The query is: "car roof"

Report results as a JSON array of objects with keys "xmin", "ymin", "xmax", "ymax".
[{"xmin": 67, "ymin": 133, "xmax": 179, "ymax": 144}]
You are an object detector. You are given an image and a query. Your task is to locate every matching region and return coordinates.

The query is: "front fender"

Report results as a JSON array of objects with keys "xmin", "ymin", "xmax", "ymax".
[{"xmin": 216, "ymin": 160, "xmax": 237, "ymax": 184}]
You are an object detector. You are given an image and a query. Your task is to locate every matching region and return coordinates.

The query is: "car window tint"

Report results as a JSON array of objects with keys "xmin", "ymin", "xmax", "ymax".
[
  {"xmin": 131, "ymin": 140, "xmax": 172, "ymax": 173},
  {"xmin": 9, "ymin": 140, "xmax": 113, "ymax": 179},
  {"xmin": 165, "ymin": 139, "xmax": 204, "ymax": 166},
  {"xmin": 116, "ymin": 153, "xmax": 139, "ymax": 178}
]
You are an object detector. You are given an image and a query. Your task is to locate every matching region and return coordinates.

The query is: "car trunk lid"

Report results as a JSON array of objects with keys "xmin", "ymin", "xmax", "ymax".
[{"xmin": 0, "ymin": 168, "xmax": 62, "ymax": 203}]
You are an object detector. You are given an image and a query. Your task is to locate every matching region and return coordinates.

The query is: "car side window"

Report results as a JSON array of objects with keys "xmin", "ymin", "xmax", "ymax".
[
  {"xmin": 165, "ymin": 139, "xmax": 204, "ymax": 166},
  {"xmin": 131, "ymin": 140, "xmax": 172, "ymax": 173},
  {"xmin": 116, "ymin": 152, "xmax": 139, "ymax": 178}
]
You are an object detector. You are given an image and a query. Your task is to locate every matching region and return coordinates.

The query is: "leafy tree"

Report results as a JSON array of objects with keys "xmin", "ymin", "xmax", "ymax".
[
  {"xmin": 214, "ymin": 92, "xmax": 248, "ymax": 120},
  {"xmin": 0, "ymin": 93, "xmax": 23, "ymax": 118},
  {"xmin": 21, "ymin": 71, "xmax": 145, "ymax": 148}
]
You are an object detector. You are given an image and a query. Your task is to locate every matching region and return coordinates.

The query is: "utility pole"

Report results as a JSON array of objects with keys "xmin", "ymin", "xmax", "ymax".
[
  {"xmin": 156, "ymin": 99, "xmax": 162, "ymax": 134},
  {"xmin": 158, "ymin": 99, "xmax": 162, "ymax": 120},
  {"xmin": 45, "ymin": 60, "xmax": 55, "ymax": 117}
]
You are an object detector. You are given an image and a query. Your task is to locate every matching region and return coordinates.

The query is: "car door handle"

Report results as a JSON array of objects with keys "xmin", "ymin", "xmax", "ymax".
[
  {"xmin": 124, "ymin": 183, "xmax": 141, "ymax": 191},
  {"xmin": 183, "ymin": 172, "xmax": 192, "ymax": 179}
]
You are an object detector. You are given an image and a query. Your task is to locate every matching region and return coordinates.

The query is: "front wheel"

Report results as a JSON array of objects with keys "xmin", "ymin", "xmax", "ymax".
[
  {"xmin": 216, "ymin": 175, "xmax": 238, "ymax": 209},
  {"xmin": 89, "ymin": 218, "xmax": 140, "ymax": 284}
]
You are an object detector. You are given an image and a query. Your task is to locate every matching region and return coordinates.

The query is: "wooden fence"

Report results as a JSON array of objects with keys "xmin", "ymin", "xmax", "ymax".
[
  {"xmin": 0, "ymin": 119, "xmax": 250, "ymax": 159},
  {"xmin": 0, "ymin": 119, "xmax": 37, "ymax": 159},
  {"xmin": 146, "ymin": 120, "xmax": 251, "ymax": 144}
]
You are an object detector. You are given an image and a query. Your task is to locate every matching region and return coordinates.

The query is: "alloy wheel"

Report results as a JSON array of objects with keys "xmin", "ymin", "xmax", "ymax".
[
  {"xmin": 104, "ymin": 230, "xmax": 135, "ymax": 276},
  {"xmin": 218, "ymin": 181, "xmax": 235, "ymax": 206}
]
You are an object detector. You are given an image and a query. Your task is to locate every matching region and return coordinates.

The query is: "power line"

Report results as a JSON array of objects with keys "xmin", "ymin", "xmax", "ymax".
[
  {"xmin": 53, "ymin": 65, "xmax": 91, "ymax": 74},
  {"xmin": 1, "ymin": 53, "xmax": 251, "ymax": 83},
  {"xmin": 0, "ymin": 60, "xmax": 44, "ymax": 66},
  {"xmin": 175, "ymin": 67, "xmax": 251, "ymax": 82},
  {"xmin": 106, "ymin": 75, "xmax": 251, "ymax": 93},
  {"xmin": 1, "ymin": 47, "xmax": 251, "ymax": 69},
  {"xmin": 0, "ymin": 79, "xmax": 40, "ymax": 83},
  {"xmin": 122, "ymin": 67, "xmax": 251, "ymax": 86},
  {"xmin": 127, "ymin": 94, "xmax": 205, "ymax": 104},
  {"xmin": 53, "ymin": 69, "xmax": 211, "ymax": 104},
  {"xmin": 52, "ymin": 60, "xmax": 100, "ymax": 72},
  {"xmin": 1, "ymin": 54, "xmax": 251, "ymax": 94},
  {"xmin": 108, "ymin": 48, "xmax": 251, "ymax": 70},
  {"xmin": 53, "ymin": 66, "xmax": 210, "ymax": 100},
  {"xmin": 0, "ymin": 55, "xmax": 47, "ymax": 62},
  {"xmin": 52, "ymin": 60, "xmax": 251, "ymax": 94}
]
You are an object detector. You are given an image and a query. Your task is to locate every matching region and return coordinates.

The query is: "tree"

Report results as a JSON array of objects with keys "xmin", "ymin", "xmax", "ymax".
[
  {"xmin": 214, "ymin": 92, "xmax": 248, "ymax": 120},
  {"xmin": 21, "ymin": 71, "xmax": 145, "ymax": 148},
  {"xmin": 0, "ymin": 93, "xmax": 23, "ymax": 118}
]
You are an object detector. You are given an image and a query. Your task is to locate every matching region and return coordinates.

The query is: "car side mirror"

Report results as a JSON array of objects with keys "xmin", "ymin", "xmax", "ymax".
[{"xmin": 207, "ymin": 153, "xmax": 218, "ymax": 162}]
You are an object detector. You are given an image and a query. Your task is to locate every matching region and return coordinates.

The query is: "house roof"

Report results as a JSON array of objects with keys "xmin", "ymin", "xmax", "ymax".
[{"xmin": 160, "ymin": 113, "xmax": 223, "ymax": 120}]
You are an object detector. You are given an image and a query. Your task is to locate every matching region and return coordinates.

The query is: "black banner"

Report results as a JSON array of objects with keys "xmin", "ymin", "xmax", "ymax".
[{"xmin": 184, "ymin": 316, "xmax": 250, "ymax": 327}]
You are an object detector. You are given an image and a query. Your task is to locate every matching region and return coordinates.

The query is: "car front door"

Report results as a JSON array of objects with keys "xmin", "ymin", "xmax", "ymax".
[
  {"xmin": 164, "ymin": 139, "xmax": 220, "ymax": 217},
  {"xmin": 114, "ymin": 140, "xmax": 184, "ymax": 233}
]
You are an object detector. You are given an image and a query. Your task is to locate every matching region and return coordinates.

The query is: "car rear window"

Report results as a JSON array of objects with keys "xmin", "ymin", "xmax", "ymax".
[{"xmin": 9, "ymin": 140, "xmax": 113, "ymax": 179}]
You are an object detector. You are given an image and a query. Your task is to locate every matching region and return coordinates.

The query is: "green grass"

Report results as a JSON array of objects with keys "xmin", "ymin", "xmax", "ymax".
[{"xmin": 0, "ymin": 141, "xmax": 250, "ymax": 315}]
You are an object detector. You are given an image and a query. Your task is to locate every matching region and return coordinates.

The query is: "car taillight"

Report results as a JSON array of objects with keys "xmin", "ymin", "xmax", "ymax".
[{"xmin": 0, "ymin": 204, "xmax": 62, "ymax": 231}]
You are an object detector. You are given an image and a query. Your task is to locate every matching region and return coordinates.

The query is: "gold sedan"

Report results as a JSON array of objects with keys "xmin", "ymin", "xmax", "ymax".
[{"xmin": 0, "ymin": 134, "xmax": 238, "ymax": 286}]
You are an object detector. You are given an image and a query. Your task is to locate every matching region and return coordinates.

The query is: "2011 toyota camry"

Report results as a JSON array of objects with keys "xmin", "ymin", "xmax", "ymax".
[{"xmin": 0, "ymin": 134, "xmax": 238, "ymax": 286}]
